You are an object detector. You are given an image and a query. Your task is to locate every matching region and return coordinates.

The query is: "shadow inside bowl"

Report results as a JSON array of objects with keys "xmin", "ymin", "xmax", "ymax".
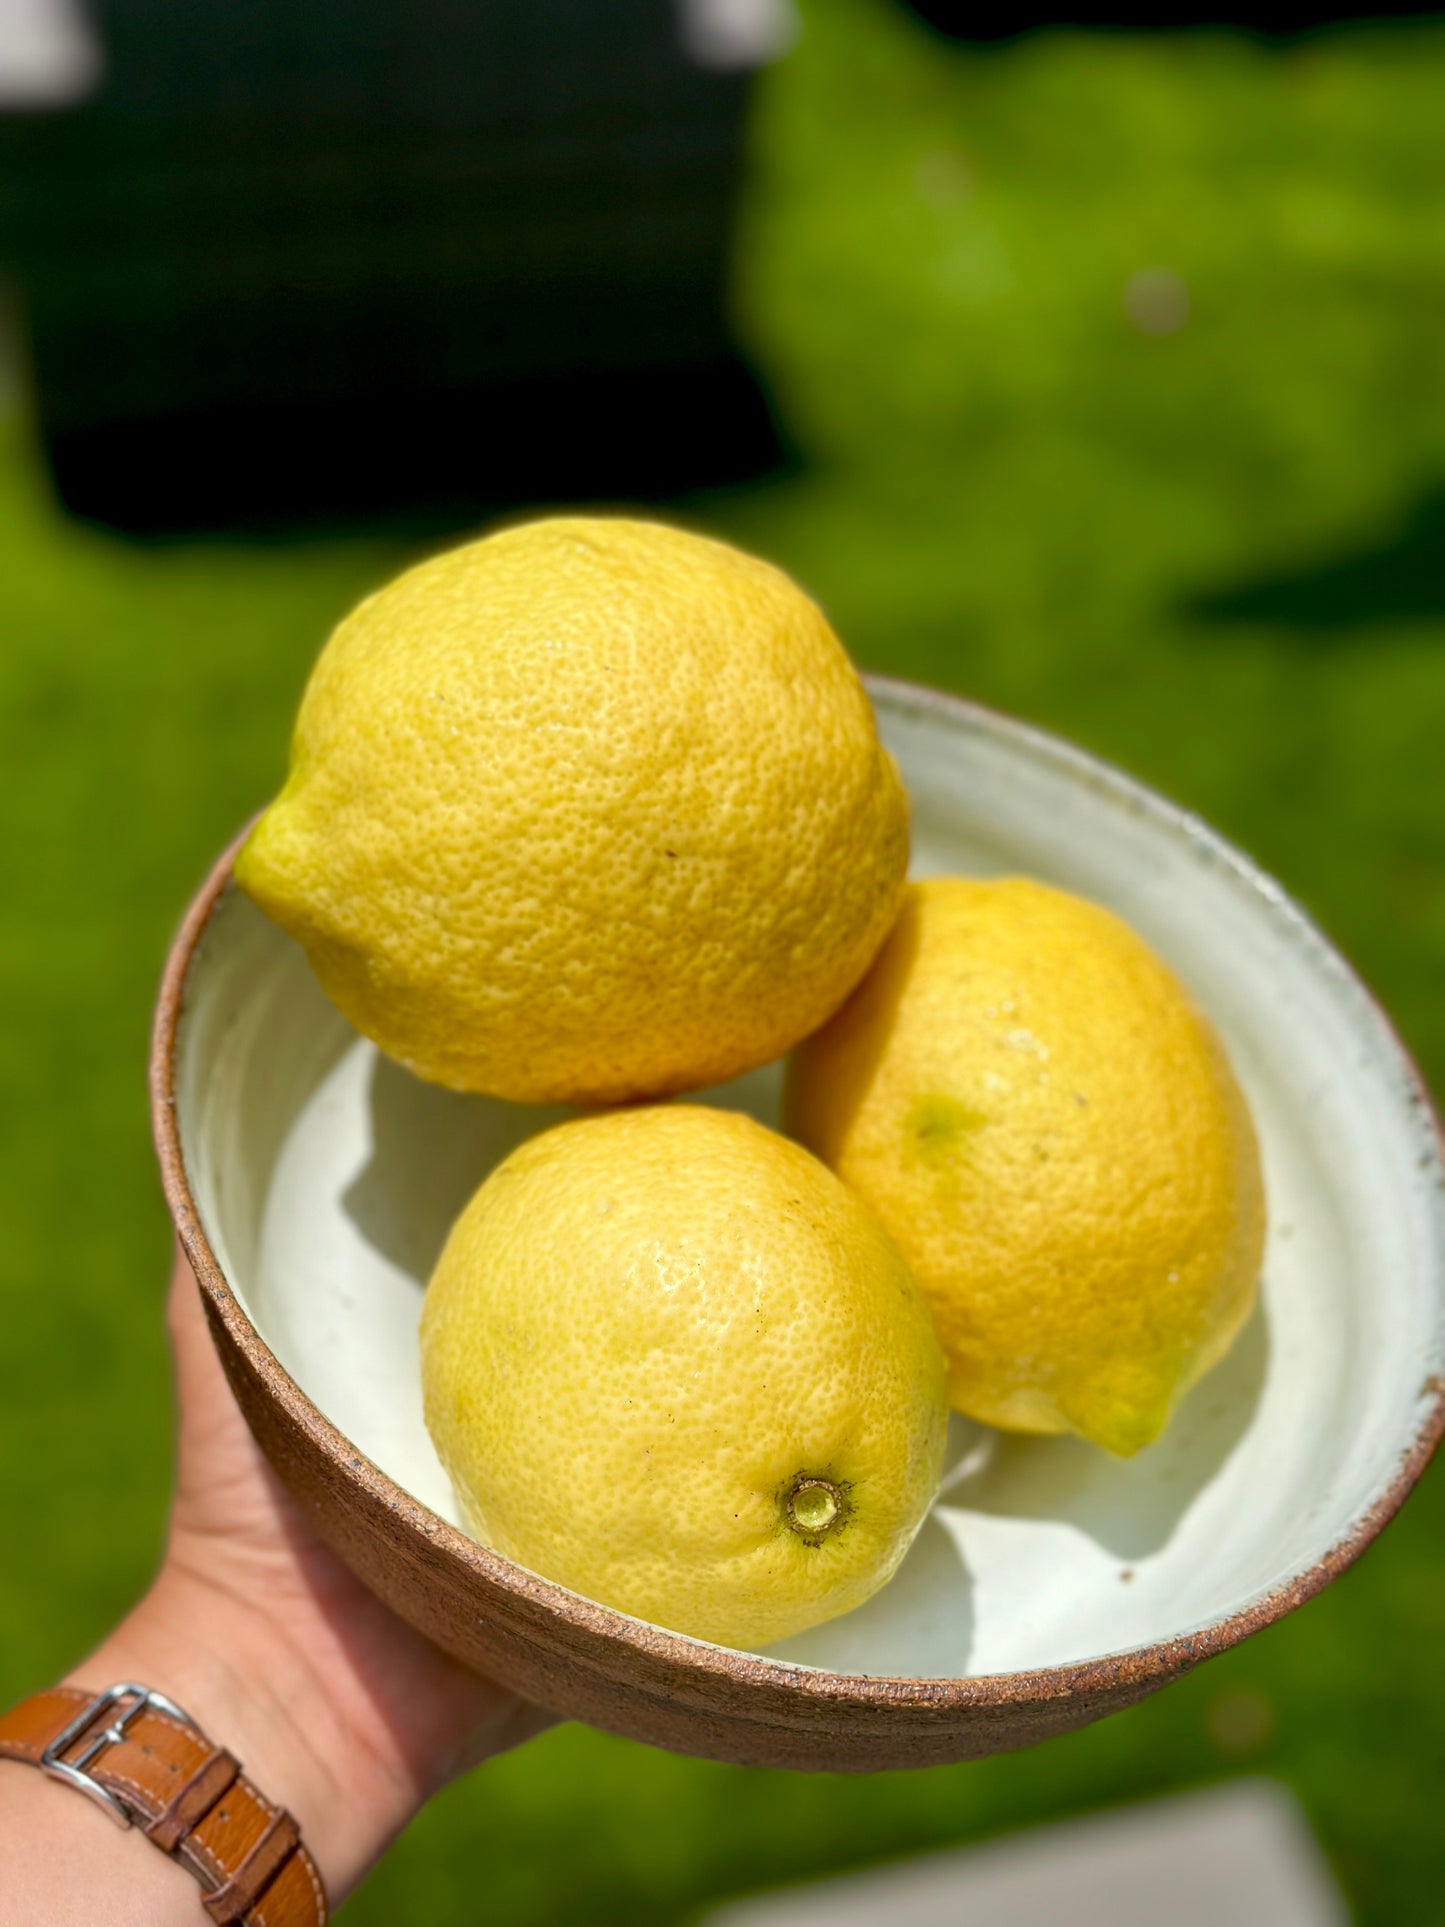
[
  {"xmin": 767, "ymin": 1509, "xmax": 975, "ymax": 1677},
  {"xmin": 341, "ymin": 1052, "xmax": 576, "ymax": 1281},
  {"xmin": 949, "ymin": 1304, "xmax": 1272, "ymax": 1564}
]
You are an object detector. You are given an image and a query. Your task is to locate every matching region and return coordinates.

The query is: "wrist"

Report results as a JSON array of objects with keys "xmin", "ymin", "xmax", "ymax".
[{"xmin": 69, "ymin": 1561, "xmax": 415, "ymax": 1897}]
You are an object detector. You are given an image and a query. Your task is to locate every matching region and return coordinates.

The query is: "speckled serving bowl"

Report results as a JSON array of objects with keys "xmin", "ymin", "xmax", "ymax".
[{"xmin": 151, "ymin": 677, "xmax": 1445, "ymax": 1772}]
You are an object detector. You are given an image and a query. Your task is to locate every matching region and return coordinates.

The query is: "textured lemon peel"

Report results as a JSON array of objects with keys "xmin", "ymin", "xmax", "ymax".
[
  {"xmin": 785, "ymin": 876, "xmax": 1266, "ymax": 1458},
  {"xmin": 236, "ymin": 515, "xmax": 909, "ymax": 1104},
  {"xmin": 420, "ymin": 1106, "xmax": 948, "ymax": 1648}
]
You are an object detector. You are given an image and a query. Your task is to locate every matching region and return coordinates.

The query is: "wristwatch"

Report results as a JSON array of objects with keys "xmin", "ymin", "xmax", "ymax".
[{"xmin": 0, "ymin": 1682, "xmax": 328, "ymax": 1924}]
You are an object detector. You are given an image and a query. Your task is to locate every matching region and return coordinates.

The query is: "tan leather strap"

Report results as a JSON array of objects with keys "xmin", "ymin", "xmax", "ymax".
[{"xmin": 0, "ymin": 1685, "xmax": 327, "ymax": 1926}]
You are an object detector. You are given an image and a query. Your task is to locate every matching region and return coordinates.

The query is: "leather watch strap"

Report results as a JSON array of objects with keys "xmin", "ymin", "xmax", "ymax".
[{"xmin": 0, "ymin": 1684, "xmax": 327, "ymax": 1925}]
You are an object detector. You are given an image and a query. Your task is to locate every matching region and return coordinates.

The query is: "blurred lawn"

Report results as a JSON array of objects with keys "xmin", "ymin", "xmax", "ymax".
[{"xmin": 3, "ymin": 0, "xmax": 1445, "ymax": 1919}]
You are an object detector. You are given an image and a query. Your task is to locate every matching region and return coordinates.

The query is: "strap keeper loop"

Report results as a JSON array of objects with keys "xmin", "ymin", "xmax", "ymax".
[
  {"xmin": 146, "ymin": 1745, "xmax": 240, "ymax": 1853},
  {"xmin": 202, "ymin": 1808, "xmax": 301, "ymax": 1924}
]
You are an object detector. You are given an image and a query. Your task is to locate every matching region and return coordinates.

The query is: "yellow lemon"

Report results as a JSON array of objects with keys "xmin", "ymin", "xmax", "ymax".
[
  {"xmin": 420, "ymin": 1105, "xmax": 948, "ymax": 1648},
  {"xmin": 235, "ymin": 516, "xmax": 908, "ymax": 1103},
  {"xmin": 784, "ymin": 878, "xmax": 1265, "ymax": 1456}
]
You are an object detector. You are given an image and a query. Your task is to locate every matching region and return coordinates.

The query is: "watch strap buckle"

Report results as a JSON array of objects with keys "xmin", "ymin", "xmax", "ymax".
[{"xmin": 40, "ymin": 1681, "xmax": 194, "ymax": 1829}]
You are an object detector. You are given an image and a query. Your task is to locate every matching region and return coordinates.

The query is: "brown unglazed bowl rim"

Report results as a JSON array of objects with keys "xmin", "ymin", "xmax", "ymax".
[{"xmin": 150, "ymin": 675, "xmax": 1445, "ymax": 1716}]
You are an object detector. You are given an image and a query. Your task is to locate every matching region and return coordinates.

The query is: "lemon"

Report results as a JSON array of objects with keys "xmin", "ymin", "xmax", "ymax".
[
  {"xmin": 235, "ymin": 516, "xmax": 908, "ymax": 1104},
  {"xmin": 784, "ymin": 878, "xmax": 1265, "ymax": 1457},
  {"xmin": 420, "ymin": 1105, "xmax": 948, "ymax": 1648}
]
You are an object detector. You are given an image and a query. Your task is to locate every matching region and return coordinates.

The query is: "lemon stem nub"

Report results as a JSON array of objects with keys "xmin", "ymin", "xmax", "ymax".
[{"xmin": 785, "ymin": 1477, "xmax": 844, "ymax": 1543}]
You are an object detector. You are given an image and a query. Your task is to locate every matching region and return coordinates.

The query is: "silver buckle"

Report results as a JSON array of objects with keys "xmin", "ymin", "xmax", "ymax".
[{"xmin": 41, "ymin": 1683, "xmax": 194, "ymax": 1829}]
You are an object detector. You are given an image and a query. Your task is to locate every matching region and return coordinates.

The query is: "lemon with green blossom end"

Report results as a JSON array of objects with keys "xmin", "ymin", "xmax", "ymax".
[{"xmin": 785, "ymin": 877, "xmax": 1266, "ymax": 1457}]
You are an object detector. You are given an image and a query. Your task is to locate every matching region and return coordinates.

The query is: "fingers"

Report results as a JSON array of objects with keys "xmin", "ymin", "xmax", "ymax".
[
  {"xmin": 165, "ymin": 1240, "xmax": 211, "ymax": 1388},
  {"xmin": 164, "ymin": 1238, "xmax": 282, "ymax": 1548},
  {"xmin": 166, "ymin": 1238, "xmax": 230, "ymax": 1455}
]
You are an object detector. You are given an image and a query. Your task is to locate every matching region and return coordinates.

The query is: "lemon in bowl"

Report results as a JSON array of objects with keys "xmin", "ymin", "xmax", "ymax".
[
  {"xmin": 786, "ymin": 877, "xmax": 1266, "ymax": 1457},
  {"xmin": 235, "ymin": 516, "xmax": 908, "ymax": 1104},
  {"xmin": 421, "ymin": 1105, "xmax": 948, "ymax": 1651}
]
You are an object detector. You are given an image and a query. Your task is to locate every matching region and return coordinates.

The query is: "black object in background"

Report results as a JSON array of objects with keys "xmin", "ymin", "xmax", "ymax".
[
  {"xmin": 908, "ymin": 0, "xmax": 1445, "ymax": 38},
  {"xmin": 0, "ymin": 0, "xmax": 784, "ymax": 533},
  {"xmin": 5, "ymin": 0, "xmax": 1429, "ymax": 536}
]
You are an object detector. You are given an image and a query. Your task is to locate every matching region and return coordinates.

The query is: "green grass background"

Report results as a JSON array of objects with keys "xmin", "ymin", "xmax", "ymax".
[{"xmin": 3, "ymin": 0, "xmax": 1444, "ymax": 1916}]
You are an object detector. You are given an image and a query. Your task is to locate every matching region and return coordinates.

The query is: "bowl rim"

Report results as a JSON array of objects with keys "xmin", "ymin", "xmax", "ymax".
[{"xmin": 151, "ymin": 673, "xmax": 1445, "ymax": 1709}]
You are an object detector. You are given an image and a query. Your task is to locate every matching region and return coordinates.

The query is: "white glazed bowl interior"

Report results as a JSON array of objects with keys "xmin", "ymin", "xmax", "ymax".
[{"xmin": 175, "ymin": 683, "xmax": 1445, "ymax": 1680}]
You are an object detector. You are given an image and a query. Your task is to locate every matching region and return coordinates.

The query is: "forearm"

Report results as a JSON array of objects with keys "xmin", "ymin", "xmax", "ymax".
[{"xmin": 0, "ymin": 1760, "xmax": 206, "ymax": 1927}]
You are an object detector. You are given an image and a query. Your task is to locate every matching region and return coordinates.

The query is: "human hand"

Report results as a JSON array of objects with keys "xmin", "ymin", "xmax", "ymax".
[{"xmin": 1, "ymin": 1245, "xmax": 548, "ymax": 1922}]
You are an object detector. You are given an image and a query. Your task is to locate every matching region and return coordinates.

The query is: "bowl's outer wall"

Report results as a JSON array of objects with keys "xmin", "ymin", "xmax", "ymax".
[{"xmin": 152, "ymin": 680, "xmax": 1445, "ymax": 1773}]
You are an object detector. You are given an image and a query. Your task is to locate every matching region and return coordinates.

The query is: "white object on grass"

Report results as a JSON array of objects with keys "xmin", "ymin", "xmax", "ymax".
[
  {"xmin": 676, "ymin": 0, "xmax": 798, "ymax": 69},
  {"xmin": 0, "ymin": 0, "xmax": 100, "ymax": 106},
  {"xmin": 700, "ymin": 1780, "xmax": 1349, "ymax": 1927}
]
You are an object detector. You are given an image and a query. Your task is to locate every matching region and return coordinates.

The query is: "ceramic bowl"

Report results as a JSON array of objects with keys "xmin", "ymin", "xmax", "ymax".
[{"xmin": 152, "ymin": 677, "xmax": 1445, "ymax": 1771}]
